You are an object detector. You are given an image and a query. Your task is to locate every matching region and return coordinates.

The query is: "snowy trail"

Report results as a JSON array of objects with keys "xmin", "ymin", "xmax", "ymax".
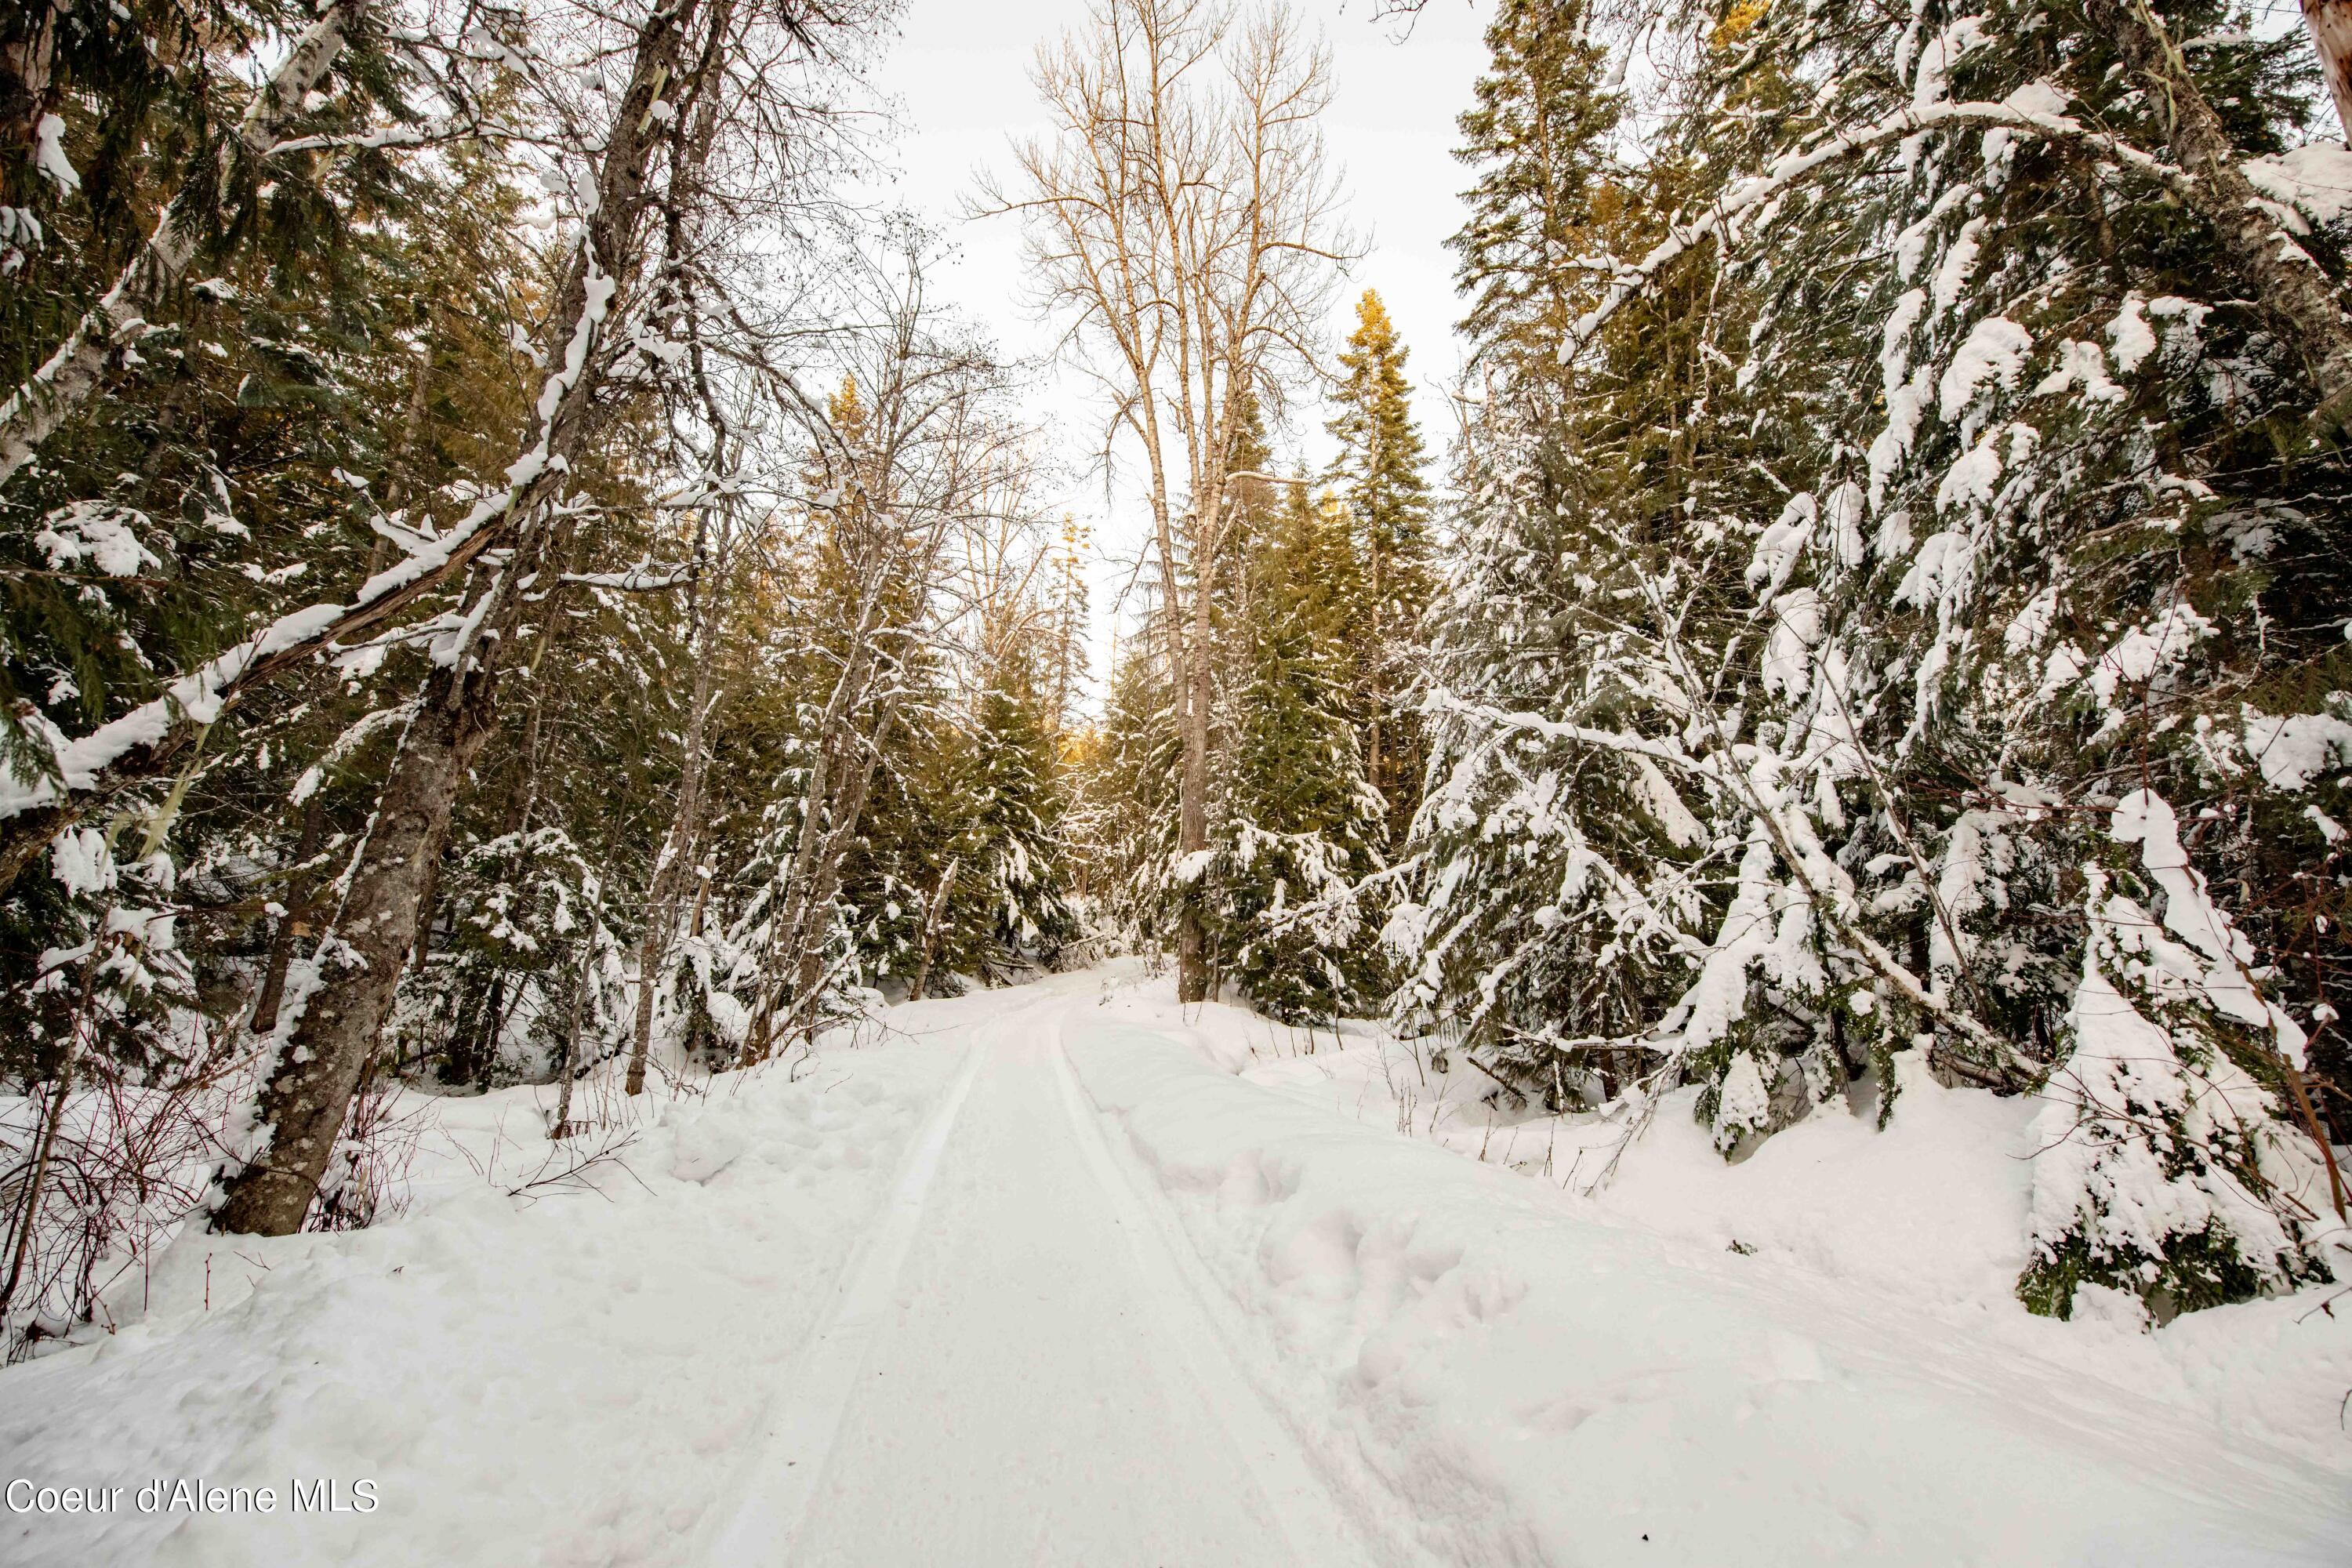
[
  {"xmin": 5, "ymin": 964, "xmax": 2349, "ymax": 1567},
  {"xmin": 711, "ymin": 978, "xmax": 1385, "ymax": 1567}
]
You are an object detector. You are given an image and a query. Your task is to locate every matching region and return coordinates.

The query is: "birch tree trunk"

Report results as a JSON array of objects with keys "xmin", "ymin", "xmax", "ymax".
[
  {"xmin": 625, "ymin": 517, "xmax": 730, "ymax": 1095},
  {"xmin": 909, "ymin": 858, "xmax": 960, "ymax": 1002},
  {"xmin": 249, "ymin": 794, "xmax": 326, "ymax": 1038},
  {"xmin": 2307, "ymin": 0, "xmax": 2352, "ymax": 142},
  {"xmin": 989, "ymin": 0, "xmax": 1348, "ymax": 1005}
]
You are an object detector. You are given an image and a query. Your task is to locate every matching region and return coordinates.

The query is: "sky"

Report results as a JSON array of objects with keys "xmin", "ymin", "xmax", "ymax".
[{"xmin": 865, "ymin": 0, "xmax": 1493, "ymax": 699}]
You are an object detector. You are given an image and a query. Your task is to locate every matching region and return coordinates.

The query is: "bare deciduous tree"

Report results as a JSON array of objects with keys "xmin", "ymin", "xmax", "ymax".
[
  {"xmin": 982, "ymin": 0, "xmax": 1351, "ymax": 1002},
  {"xmin": 737, "ymin": 244, "xmax": 1033, "ymax": 1058}
]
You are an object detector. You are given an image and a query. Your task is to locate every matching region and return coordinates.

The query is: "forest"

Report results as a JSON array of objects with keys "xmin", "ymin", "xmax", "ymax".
[{"xmin": 1, "ymin": 0, "xmax": 2350, "ymax": 1512}]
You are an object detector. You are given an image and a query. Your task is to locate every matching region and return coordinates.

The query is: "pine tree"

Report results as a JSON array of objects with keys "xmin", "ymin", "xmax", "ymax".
[
  {"xmin": 1070, "ymin": 623, "xmax": 1180, "ymax": 946},
  {"xmin": 1395, "ymin": 0, "xmax": 2351, "ymax": 1317},
  {"xmin": 1326, "ymin": 289, "xmax": 1434, "ymax": 832},
  {"xmin": 1450, "ymin": 0, "xmax": 1626, "ymax": 360},
  {"xmin": 929, "ymin": 638, "xmax": 1078, "ymax": 986},
  {"xmin": 1392, "ymin": 0, "xmax": 1734, "ymax": 1094}
]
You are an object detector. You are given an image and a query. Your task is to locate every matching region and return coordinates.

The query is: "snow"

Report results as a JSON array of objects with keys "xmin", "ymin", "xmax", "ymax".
[
  {"xmin": 2241, "ymin": 143, "xmax": 2352, "ymax": 230},
  {"xmin": 2245, "ymin": 706, "xmax": 2352, "ymax": 791},
  {"xmin": 6, "ymin": 966, "xmax": 2350, "ymax": 1566},
  {"xmin": 1171, "ymin": 847, "xmax": 1217, "ymax": 884},
  {"xmin": 2031, "ymin": 338, "xmax": 2125, "ymax": 405},
  {"xmin": 1930, "ymin": 216, "xmax": 1985, "ymax": 313},
  {"xmin": 1745, "ymin": 491, "xmax": 1817, "ymax": 596},
  {"xmin": 1878, "ymin": 288, "xmax": 1926, "ymax": 390},
  {"xmin": 49, "ymin": 827, "xmax": 114, "ymax": 895},
  {"xmin": 1, "ymin": 1025, "xmax": 968, "ymax": 1567},
  {"xmin": 2004, "ymin": 79, "xmax": 2071, "ymax": 120},
  {"xmin": 1070, "ymin": 972, "xmax": 2352, "ymax": 1565},
  {"xmin": 1761, "ymin": 589, "xmax": 1822, "ymax": 697},
  {"xmin": 1937, "ymin": 314, "xmax": 2033, "ymax": 420},
  {"xmin": 1933, "ymin": 432, "xmax": 2004, "ymax": 514},
  {"xmin": 1910, "ymin": 16, "xmax": 1991, "ymax": 110},
  {"xmin": 2029, "ymin": 856, "xmax": 2326, "ymax": 1296},
  {"xmin": 2030, "ymin": 949, "xmax": 2286, "ymax": 1271},
  {"xmin": 33, "ymin": 114, "xmax": 79, "ymax": 195},
  {"xmin": 724, "ymin": 981, "xmax": 1370, "ymax": 1566},
  {"xmin": 2107, "ymin": 293, "xmax": 2158, "ymax": 376},
  {"xmin": 1867, "ymin": 371, "xmax": 1930, "ymax": 510},
  {"xmin": 35, "ymin": 501, "xmax": 161, "ymax": 578},
  {"xmin": 1894, "ymin": 528, "xmax": 1974, "ymax": 608},
  {"xmin": 2005, "ymin": 584, "xmax": 2060, "ymax": 653},
  {"xmin": 2089, "ymin": 601, "xmax": 2213, "ymax": 708},
  {"xmin": 1824, "ymin": 480, "xmax": 1866, "ymax": 568}
]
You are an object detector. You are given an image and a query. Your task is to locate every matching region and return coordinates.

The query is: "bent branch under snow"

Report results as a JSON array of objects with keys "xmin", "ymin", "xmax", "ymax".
[{"xmin": 1563, "ymin": 89, "xmax": 2352, "ymax": 430}]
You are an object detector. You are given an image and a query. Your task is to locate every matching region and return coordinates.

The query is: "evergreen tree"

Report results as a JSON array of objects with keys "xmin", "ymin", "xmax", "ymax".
[
  {"xmin": 1070, "ymin": 622, "xmax": 1180, "ymax": 947},
  {"xmin": 1450, "ymin": 0, "xmax": 1626, "ymax": 360},
  {"xmin": 928, "ymin": 637, "xmax": 1079, "ymax": 986},
  {"xmin": 1394, "ymin": 0, "xmax": 2352, "ymax": 1319},
  {"xmin": 1326, "ymin": 289, "xmax": 1434, "ymax": 830},
  {"xmin": 1212, "ymin": 479, "xmax": 1386, "ymax": 1022}
]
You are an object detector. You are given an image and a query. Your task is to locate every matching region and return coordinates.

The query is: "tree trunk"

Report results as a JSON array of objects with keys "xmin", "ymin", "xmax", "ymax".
[
  {"xmin": 213, "ymin": 649, "xmax": 506, "ymax": 1235},
  {"xmin": 410, "ymin": 855, "xmax": 440, "ymax": 973},
  {"xmin": 624, "ymin": 525, "xmax": 728, "ymax": 1096},
  {"xmin": 909, "ymin": 857, "xmax": 960, "ymax": 1002},
  {"xmin": 2307, "ymin": 0, "xmax": 2352, "ymax": 143},
  {"xmin": 2092, "ymin": 0, "xmax": 2352, "ymax": 432},
  {"xmin": 744, "ymin": 693, "xmax": 901, "ymax": 1064},
  {"xmin": 550, "ymin": 942, "xmax": 593, "ymax": 1139},
  {"xmin": 1176, "ymin": 551, "xmax": 1214, "ymax": 1004},
  {"xmin": 211, "ymin": 0, "xmax": 702, "ymax": 1236},
  {"xmin": 1, "ymin": 1, "xmax": 62, "ymax": 169},
  {"xmin": 249, "ymin": 793, "xmax": 326, "ymax": 1037},
  {"xmin": 793, "ymin": 701, "xmax": 896, "ymax": 1000}
]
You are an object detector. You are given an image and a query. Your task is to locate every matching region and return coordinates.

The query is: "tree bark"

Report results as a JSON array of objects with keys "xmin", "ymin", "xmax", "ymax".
[
  {"xmin": 1177, "ymin": 579, "xmax": 1212, "ymax": 1003},
  {"xmin": 2307, "ymin": 0, "xmax": 2352, "ymax": 143},
  {"xmin": 909, "ymin": 856, "xmax": 960, "ymax": 1002},
  {"xmin": 410, "ymin": 855, "xmax": 439, "ymax": 973},
  {"xmin": 214, "ymin": 0, "xmax": 700, "ymax": 1236},
  {"xmin": 2095, "ymin": 0, "xmax": 2352, "ymax": 433},
  {"xmin": 249, "ymin": 793, "xmax": 325, "ymax": 1037},
  {"xmin": 213, "ymin": 644, "xmax": 506, "ymax": 1234},
  {"xmin": 1, "ymin": 0, "xmax": 63, "ymax": 170},
  {"xmin": 744, "ymin": 693, "xmax": 900, "ymax": 1063},
  {"xmin": 625, "ymin": 521, "xmax": 727, "ymax": 1095}
]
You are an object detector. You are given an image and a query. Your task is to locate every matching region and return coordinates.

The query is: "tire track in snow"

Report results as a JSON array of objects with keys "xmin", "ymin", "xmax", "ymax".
[
  {"xmin": 699, "ymin": 1012, "xmax": 996, "ymax": 1568},
  {"xmin": 1046, "ymin": 1011, "xmax": 1420, "ymax": 1568}
]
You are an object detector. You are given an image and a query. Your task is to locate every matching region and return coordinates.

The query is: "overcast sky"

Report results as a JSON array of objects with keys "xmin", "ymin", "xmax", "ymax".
[{"xmin": 866, "ymin": 0, "xmax": 1492, "ymax": 695}]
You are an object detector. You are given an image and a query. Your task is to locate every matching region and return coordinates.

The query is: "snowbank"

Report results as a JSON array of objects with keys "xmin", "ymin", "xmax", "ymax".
[
  {"xmin": 0, "ymin": 1025, "xmax": 967, "ymax": 1567},
  {"xmin": 1065, "ymin": 1016, "xmax": 2352, "ymax": 1566}
]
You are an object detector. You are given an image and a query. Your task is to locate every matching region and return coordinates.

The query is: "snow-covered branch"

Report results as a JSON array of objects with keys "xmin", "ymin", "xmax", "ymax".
[{"xmin": 1563, "ymin": 93, "xmax": 2199, "ymax": 362}]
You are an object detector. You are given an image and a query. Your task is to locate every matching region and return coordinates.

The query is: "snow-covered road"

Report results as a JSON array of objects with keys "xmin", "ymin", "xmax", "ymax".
[
  {"xmin": 5, "ymin": 965, "xmax": 2350, "ymax": 1566},
  {"xmin": 710, "ymin": 980, "xmax": 1376, "ymax": 1566}
]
